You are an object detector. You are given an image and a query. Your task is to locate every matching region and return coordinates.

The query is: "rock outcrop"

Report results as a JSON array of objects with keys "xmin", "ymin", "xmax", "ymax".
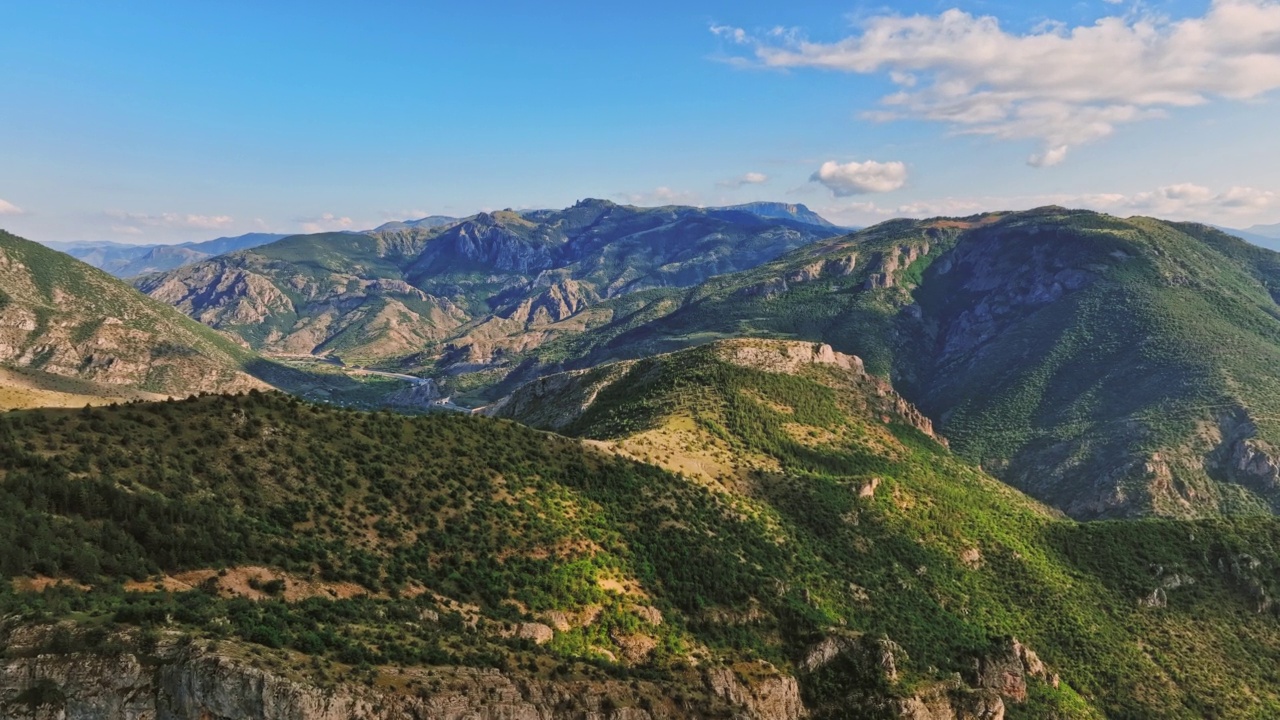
[{"xmin": 798, "ymin": 634, "xmax": 1055, "ymax": 720}]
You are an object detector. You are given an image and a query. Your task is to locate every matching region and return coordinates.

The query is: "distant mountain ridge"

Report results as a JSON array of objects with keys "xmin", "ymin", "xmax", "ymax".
[
  {"xmin": 136, "ymin": 199, "xmax": 840, "ymax": 362},
  {"xmin": 1244, "ymin": 222, "xmax": 1280, "ymax": 238},
  {"xmin": 712, "ymin": 201, "xmax": 843, "ymax": 228},
  {"xmin": 46, "ymin": 232, "xmax": 288, "ymax": 278},
  {"xmin": 373, "ymin": 215, "xmax": 460, "ymax": 232},
  {"xmin": 1215, "ymin": 225, "xmax": 1280, "ymax": 251}
]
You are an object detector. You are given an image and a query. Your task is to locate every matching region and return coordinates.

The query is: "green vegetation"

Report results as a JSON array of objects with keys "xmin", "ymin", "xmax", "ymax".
[
  {"xmin": 2, "ymin": 343, "xmax": 1276, "ymax": 715},
  {"xmin": 497, "ymin": 341, "xmax": 1280, "ymax": 718},
  {"xmin": 11, "ymin": 207, "xmax": 1280, "ymax": 716}
]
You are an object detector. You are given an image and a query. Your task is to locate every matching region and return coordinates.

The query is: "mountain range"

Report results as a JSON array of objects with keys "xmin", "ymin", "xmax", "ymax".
[
  {"xmin": 46, "ymin": 232, "xmax": 288, "ymax": 278},
  {"xmin": 133, "ymin": 199, "xmax": 840, "ymax": 364},
  {"xmin": 105, "ymin": 205, "xmax": 1280, "ymax": 522},
  {"xmin": 7, "ymin": 202, "xmax": 1280, "ymax": 717}
]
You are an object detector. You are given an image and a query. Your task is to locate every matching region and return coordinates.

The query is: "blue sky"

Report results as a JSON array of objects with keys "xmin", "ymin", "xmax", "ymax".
[{"xmin": 1, "ymin": 0, "xmax": 1277, "ymax": 242}]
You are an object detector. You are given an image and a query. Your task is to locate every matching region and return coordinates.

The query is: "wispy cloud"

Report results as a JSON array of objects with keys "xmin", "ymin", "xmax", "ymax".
[
  {"xmin": 816, "ymin": 183, "xmax": 1280, "ymax": 226},
  {"xmin": 297, "ymin": 213, "xmax": 356, "ymax": 234},
  {"xmin": 717, "ymin": 171, "xmax": 770, "ymax": 189},
  {"xmin": 718, "ymin": 0, "xmax": 1280, "ymax": 166},
  {"xmin": 105, "ymin": 210, "xmax": 235, "ymax": 235},
  {"xmin": 615, "ymin": 187, "xmax": 703, "ymax": 207},
  {"xmin": 0, "ymin": 199, "xmax": 26, "ymax": 215},
  {"xmin": 810, "ymin": 160, "xmax": 908, "ymax": 196}
]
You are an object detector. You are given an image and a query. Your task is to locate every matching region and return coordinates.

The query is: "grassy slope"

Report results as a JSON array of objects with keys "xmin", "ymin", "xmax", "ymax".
[
  {"xmin": 0, "ymin": 367, "xmax": 165, "ymax": 410},
  {"xmin": 494, "ymin": 209, "xmax": 1280, "ymax": 519}
]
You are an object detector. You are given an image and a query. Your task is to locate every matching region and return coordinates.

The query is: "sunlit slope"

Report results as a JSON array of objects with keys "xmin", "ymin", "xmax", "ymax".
[{"xmin": 491, "ymin": 338, "xmax": 1280, "ymax": 718}]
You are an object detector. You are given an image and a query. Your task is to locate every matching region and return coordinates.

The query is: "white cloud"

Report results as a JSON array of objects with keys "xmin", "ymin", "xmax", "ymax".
[
  {"xmin": 810, "ymin": 160, "xmax": 908, "ymax": 196},
  {"xmin": 1081, "ymin": 183, "xmax": 1280, "ymax": 218},
  {"xmin": 814, "ymin": 183, "xmax": 1280, "ymax": 227},
  {"xmin": 1028, "ymin": 145, "xmax": 1069, "ymax": 168},
  {"xmin": 726, "ymin": 0, "xmax": 1280, "ymax": 165},
  {"xmin": 717, "ymin": 171, "xmax": 770, "ymax": 189},
  {"xmin": 380, "ymin": 209, "xmax": 431, "ymax": 221},
  {"xmin": 616, "ymin": 187, "xmax": 703, "ymax": 206},
  {"xmin": 0, "ymin": 199, "xmax": 23, "ymax": 215},
  {"xmin": 298, "ymin": 212, "xmax": 355, "ymax": 234},
  {"xmin": 711, "ymin": 24, "xmax": 749, "ymax": 44},
  {"xmin": 105, "ymin": 211, "xmax": 235, "ymax": 230}
]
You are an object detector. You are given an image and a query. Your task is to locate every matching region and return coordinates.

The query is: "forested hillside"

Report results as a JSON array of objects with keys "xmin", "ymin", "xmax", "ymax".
[
  {"xmin": 0, "ymin": 230, "xmax": 266, "ymax": 400},
  {"xmin": 5, "ymin": 346, "xmax": 1280, "ymax": 717}
]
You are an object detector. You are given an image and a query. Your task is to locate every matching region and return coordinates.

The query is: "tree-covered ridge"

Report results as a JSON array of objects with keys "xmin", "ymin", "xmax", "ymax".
[
  {"xmin": 4, "ymin": 357, "xmax": 1280, "ymax": 716},
  {"xmin": 0, "ymin": 229, "xmax": 265, "ymax": 398},
  {"xmin": 133, "ymin": 200, "xmax": 839, "ymax": 364},
  {"xmin": 482, "ymin": 208, "xmax": 1280, "ymax": 520}
]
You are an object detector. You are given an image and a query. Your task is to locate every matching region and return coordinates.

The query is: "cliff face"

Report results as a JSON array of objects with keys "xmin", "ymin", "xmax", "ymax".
[
  {"xmin": 0, "ymin": 640, "xmax": 807, "ymax": 720},
  {"xmin": 0, "ymin": 639, "xmax": 1054, "ymax": 720}
]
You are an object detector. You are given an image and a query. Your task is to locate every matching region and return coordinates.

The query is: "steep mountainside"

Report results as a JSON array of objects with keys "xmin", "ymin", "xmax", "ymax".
[
  {"xmin": 7, "ymin": 346, "xmax": 1280, "ymax": 717},
  {"xmin": 477, "ymin": 208, "xmax": 1280, "ymax": 520},
  {"xmin": 50, "ymin": 232, "xmax": 287, "ymax": 278},
  {"xmin": 491, "ymin": 339, "xmax": 1280, "ymax": 717},
  {"xmin": 136, "ymin": 200, "xmax": 838, "ymax": 364},
  {"xmin": 0, "ymin": 230, "xmax": 265, "ymax": 399}
]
